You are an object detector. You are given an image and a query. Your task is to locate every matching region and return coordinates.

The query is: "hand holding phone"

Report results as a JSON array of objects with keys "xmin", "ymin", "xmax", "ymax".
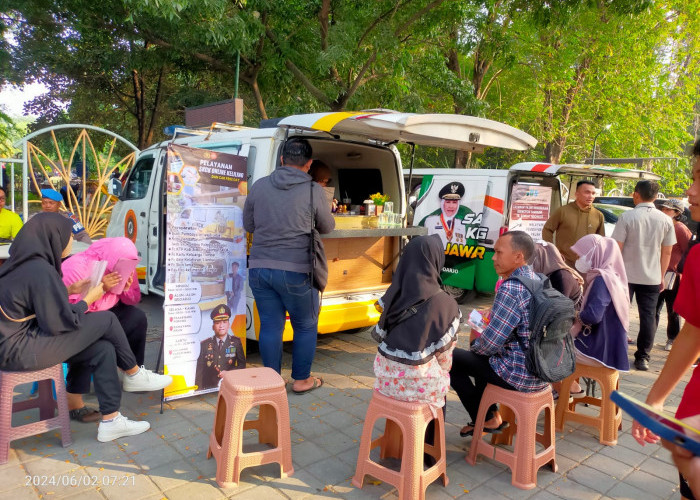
[
  {"xmin": 612, "ymin": 391, "xmax": 700, "ymax": 455},
  {"xmin": 663, "ymin": 414, "xmax": 700, "ymax": 498}
]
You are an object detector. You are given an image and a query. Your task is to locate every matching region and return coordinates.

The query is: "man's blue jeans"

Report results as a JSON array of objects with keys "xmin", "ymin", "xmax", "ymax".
[{"xmin": 248, "ymin": 268, "xmax": 320, "ymax": 380}]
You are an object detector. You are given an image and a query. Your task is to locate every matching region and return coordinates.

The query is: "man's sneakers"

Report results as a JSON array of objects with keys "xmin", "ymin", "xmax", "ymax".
[
  {"xmin": 97, "ymin": 413, "xmax": 150, "ymax": 442},
  {"xmin": 664, "ymin": 341, "xmax": 674, "ymax": 351},
  {"xmin": 634, "ymin": 358, "xmax": 649, "ymax": 371},
  {"xmin": 122, "ymin": 366, "xmax": 172, "ymax": 393}
]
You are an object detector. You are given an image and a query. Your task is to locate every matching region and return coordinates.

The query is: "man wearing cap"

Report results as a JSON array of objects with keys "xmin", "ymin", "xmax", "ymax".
[
  {"xmin": 0, "ymin": 185, "xmax": 23, "ymax": 242},
  {"xmin": 656, "ymin": 198, "xmax": 693, "ymax": 351},
  {"xmin": 38, "ymin": 189, "xmax": 92, "ymax": 244},
  {"xmin": 542, "ymin": 180, "xmax": 605, "ymax": 267},
  {"xmin": 195, "ymin": 304, "xmax": 246, "ymax": 390},
  {"xmin": 421, "ymin": 181, "xmax": 472, "ymax": 248}
]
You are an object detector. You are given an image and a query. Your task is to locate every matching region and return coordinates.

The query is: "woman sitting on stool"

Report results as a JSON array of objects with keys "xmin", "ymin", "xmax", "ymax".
[
  {"xmin": 561, "ymin": 234, "xmax": 630, "ymax": 396},
  {"xmin": 0, "ymin": 214, "xmax": 171, "ymax": 442},
  {"xmin": 61, "ymin": 237, "xmax": 150, "ymax": 423}
]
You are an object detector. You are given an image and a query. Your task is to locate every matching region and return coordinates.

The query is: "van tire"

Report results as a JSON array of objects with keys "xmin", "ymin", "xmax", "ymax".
[{"xmin": 442, "ymin": 286, "xmax": 477, "ymax": 305}]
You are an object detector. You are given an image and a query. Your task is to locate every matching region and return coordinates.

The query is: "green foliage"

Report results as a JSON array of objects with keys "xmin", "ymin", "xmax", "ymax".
[{"xmin": 1, "ymin": 0, "xmax": 699, "ymax": 197}]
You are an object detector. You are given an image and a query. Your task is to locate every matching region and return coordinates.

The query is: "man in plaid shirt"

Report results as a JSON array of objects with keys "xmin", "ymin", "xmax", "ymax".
[{"xmin": 450, "ymin": 231, "xmax": 548, "ymax": 437}]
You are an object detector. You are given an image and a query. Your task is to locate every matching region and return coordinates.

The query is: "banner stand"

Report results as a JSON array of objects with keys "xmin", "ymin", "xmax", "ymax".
[{"xmin": 154, "ymin": 327, "xmax": 166, "ymax": 414}]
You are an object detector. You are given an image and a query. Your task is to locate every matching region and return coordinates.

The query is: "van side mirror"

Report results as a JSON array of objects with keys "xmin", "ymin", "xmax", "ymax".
[{"xmin": 108, "ymin": 178, "xmax": 123, "ymax": 197}]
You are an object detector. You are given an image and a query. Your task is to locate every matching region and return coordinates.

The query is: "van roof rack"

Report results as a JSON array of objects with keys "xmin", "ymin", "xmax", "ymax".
[{"xmin": 170, "ymin": 122, "xmax": 254, "ymax": 141}]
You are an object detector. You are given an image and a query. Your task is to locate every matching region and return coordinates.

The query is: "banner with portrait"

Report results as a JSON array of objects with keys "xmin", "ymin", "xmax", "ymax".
[
  {"xmin": 163, "ymin": 144, "xmax": 248, "ymax": 401},
  {"xmin": 413, "ymin": 175, "xmax": 498, "ymax": 293}
]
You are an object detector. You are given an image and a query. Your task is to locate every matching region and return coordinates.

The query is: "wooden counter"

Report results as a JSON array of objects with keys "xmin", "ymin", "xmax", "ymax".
[{"xmin": 320, "ymin": 225, "xmax": 427, "ymax": 295}]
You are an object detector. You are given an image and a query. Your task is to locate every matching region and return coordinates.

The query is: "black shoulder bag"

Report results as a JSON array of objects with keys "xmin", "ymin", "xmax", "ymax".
[{"xmin": 309, "ymin": 182, "xmax": 328, "ymax": 292}]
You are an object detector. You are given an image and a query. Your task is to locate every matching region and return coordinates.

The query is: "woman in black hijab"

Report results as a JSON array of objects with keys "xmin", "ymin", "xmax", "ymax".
[
  {"xmin": 372, "ymin": 234, "xmax": 460, "ymax": 408},
  {"xmin": 0, "ymin": 213, "xmax": 170, "ymax": 442}
]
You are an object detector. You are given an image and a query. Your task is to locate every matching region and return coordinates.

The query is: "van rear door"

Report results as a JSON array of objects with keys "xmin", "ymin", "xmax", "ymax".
[{"xmin": 278, "ymin": 112, "xmax": 537, "ymax": 152}]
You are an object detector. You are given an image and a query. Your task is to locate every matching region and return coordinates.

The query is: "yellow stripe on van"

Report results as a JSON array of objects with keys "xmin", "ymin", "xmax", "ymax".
[
  {"xmin": 311, "ymin": 112, "xmax": 373, "ymax": 133},
  {"xmin": 252, "ymin": 298, "xmax": 382, "ymax": 342},
  {"xmin": 136, "ymin": 266, "xmax": 147, "ymax": 280}
]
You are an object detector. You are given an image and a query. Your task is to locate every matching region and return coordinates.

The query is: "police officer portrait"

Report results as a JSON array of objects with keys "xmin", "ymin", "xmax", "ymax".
[{"xmin": 194, "ymin": 304, "xmax": 246, "ymax": 391}]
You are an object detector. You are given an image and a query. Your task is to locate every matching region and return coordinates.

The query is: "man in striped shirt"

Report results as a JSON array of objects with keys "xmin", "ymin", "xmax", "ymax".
[{"xmin": 450, "ymin": 231, "xmax": 548, "ymax": 437}]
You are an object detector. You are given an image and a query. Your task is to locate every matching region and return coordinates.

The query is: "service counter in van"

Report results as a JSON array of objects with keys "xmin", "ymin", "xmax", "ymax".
[{"xmin": 320, "ymin": 217, "xmax": 426, "ymax": 295}]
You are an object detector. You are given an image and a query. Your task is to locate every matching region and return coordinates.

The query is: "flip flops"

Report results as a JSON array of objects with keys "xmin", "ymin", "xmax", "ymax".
[
  {"xmin": 292, "ymin": 376, "xmax": 324, "ymax": 395},
  {"xmin": 460, "ymin": 421, "xmax": 509, "ymax": 437}
]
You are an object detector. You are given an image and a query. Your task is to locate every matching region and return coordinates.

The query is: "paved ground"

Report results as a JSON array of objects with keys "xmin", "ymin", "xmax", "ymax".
[{"xmin": 1, "ymin": 293, "xmax": 692, "ymax": 499}]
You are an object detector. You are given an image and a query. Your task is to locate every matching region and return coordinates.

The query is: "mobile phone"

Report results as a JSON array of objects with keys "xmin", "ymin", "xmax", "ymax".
[{"xmin": 611, "ymin": 391, "xmax": 700, "ymax": 455}]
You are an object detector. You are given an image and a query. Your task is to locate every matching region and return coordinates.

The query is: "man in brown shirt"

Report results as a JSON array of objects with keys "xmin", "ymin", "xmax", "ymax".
[{"xmin": 542, "ymin": 180, "xmax": 605, "ymax": 266}]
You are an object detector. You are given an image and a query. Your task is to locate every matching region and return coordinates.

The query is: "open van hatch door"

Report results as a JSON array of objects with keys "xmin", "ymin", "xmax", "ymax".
[
  {"xmin": 278, "ymin": 112, "xmax": 537, "ymax": 152},
  {"xmin": 509, "ymin": 162, "xmax": 661, "ymax": 180}
]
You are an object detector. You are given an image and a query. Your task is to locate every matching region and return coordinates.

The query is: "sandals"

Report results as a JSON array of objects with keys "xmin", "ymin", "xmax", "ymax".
[
  {"xmin": 570, "ymin": 388, "xmax": 586, "ymax": 398},
  {"xmin": 69, "ymin": 406, "xmax": 102, "ymax": 423},
  {"xmin": 460, "ymin": 421, "xmax": 509, "ymax": 437},
  {"xmin": 292, "ymin": 377, "xmax": 324, "ymax": 395}
]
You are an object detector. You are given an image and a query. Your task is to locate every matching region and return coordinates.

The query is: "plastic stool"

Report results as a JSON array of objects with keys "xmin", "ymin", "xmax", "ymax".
[
  {"xmin": 30, "ymin": 363, "xmax": 68, "ymax": 399},
  {"xmin": 0, "ymin": 365, "xmax": 72, "ymax": 464},
  {"xmin": 352, "ymin": 391, "xmax": 448, "ymax": 500},
  {"xmin": 207, "ymin": 367, "xmax": 293, "ymax": 488},
  {"xmin": 555, "ymin": 364, "xmax": 622, "ymax": 446},
  {"xmin": 466, "ymin": 384, "xmax": 556, "ymax": 490}
]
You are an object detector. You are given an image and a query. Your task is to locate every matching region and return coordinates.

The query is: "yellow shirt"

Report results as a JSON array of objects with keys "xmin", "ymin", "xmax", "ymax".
[{"xmin": 0, "ymin": 208, "xmax": 23, "ymax": 240}]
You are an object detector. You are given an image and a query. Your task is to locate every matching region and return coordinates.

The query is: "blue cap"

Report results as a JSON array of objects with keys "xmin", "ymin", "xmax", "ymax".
[{"xmin": 40, "ymin": 189, "xmax": 63, "ymax": 202}]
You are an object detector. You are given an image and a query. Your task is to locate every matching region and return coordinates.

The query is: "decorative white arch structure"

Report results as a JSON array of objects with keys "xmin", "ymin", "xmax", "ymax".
[{"xmin": 4, "ymin": 124, "xmax": 139, "ymax": 235}]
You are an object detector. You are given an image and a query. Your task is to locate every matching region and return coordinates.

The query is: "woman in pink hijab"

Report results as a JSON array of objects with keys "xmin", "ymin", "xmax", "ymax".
[
  {"xmin": 61, "ymin": 237, "xmax": 146, "ymax": 422},
  {"xmin": 570, "ymin": 234, "xmax": 630, "ymax": 372}
]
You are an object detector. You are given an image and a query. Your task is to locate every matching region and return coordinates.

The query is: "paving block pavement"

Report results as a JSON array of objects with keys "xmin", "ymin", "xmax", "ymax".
[{"xmin": 1, "ymin": 294, "xmax": 693, "ymax": 499}]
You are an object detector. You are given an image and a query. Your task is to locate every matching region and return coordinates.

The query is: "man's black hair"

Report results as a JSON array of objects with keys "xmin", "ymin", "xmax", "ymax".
[
  {"xmin": 282, "ymin": 138, "xmax": 312, "ymax": 167},
  {"xmin": 693, "ymin": 138, "xmax": 700, "ymax": 158},
  {"xmin": 502, "ymin": 230, "xmax": 535, "ymax": 262},
  {"xmin": 576, "ymin": 180, "xmax": 596, "ymax": 190},
  {"xmin": 634, "ymin": 180, "xmax": 659, "ymax": 202}
]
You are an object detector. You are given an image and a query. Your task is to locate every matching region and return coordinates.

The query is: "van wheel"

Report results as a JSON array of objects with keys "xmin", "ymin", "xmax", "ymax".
[{"xmin": 442, "ymin": 286, "xmax": 477, "ymax": 304}]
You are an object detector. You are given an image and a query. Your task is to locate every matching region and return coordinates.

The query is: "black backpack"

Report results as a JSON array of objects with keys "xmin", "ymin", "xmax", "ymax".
[{"xmin": 507, "ymin": 274, "xmax": 577, "ymax": 383}]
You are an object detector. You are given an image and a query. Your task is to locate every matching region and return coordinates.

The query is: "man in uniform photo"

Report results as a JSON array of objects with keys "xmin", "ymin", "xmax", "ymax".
[
  {"xmin": 421, "ymin": 181, "xmax": 472, "ymax": 248},
  {"xmin": 195, "ymin": 304, "xmax": 246, "ymax": 390},
  {"xmin": 225, "ymin": 261, "xmax": 245, "ymax": 314}
]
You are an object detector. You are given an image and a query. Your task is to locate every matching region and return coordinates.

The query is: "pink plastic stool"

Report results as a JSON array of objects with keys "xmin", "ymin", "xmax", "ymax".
[
  {"xmin": 0, "ymin": 365, "xmax": 72, "ymax": 464},
  {"xmin": 555, "ymin": 364, "xmax": 622, "ymax": 445},
  {"xmin": 352, "ymin": 391, "xmax": 448, "ymax": 500},
  {"xmin": 207, "ymin": 367, "xmax": 293, "ymax": 488},
  {"xmin": 466, "ymin": 384, "xmax": 556, "ymax": 490}
]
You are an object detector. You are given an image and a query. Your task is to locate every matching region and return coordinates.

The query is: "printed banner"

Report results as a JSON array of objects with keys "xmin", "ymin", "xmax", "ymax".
[
  {"xmin": 163, "ymin": 144, "xmax": 248, "ymax": 401},
  {"xmin": 413, "ymin": 175, "xmax": 498, "ymax": 292},
  {"xmin": 507, "ymin": 183, "xmax": 552, "ymax": 241}
]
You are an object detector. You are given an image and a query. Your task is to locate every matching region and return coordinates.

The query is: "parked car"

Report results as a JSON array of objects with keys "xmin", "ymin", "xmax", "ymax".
[
  {"xmin": 594, "ymin": 196, "xmax": 697, "ymax": 235},
  {"xmin": 593, "ymin": 203, "xmax": 633, "ymax": 236}
]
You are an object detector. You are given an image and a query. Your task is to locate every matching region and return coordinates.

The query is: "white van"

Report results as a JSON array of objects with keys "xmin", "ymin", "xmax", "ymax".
[
  {"xmin": 106, "ymin": 112, "xmax": 537, "ymax": 341},
  {"xmin": 407, "ymin": 162, "xmax": 661, "ymax": 302}
]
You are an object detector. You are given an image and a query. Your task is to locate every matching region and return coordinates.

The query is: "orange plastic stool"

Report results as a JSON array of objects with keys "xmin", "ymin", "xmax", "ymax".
[
  {"xmin": 206, "ymin": 367, "xmax": 293, "ymax": 488},
  {"xmin": 0, "ymin": 365, "xmax": 72, "ymax": 465},
  {"xmin": 466, "ymin": 384, "xmax": 556, "ymax": 490},
  {"xmin": 555, "ymin": 364, "xmax": 622, "ymax": 446},
  {"xmin": 352, "ymin": 391, "xmax": 448, "ymax": 500}
]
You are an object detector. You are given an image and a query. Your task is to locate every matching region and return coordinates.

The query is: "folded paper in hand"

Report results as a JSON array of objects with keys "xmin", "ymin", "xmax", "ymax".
[
  {"xmin": 467, "ymin": 309, "xmax": 486, "ymax": 334},
  {"xmin": 82, "ymin": 260, "xmax": 108, "ymax": 299}
]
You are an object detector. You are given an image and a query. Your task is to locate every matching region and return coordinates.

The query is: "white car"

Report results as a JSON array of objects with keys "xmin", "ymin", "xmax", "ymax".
[{"xmin": 593, "ymin": 203, "xmax": 633, "ymax": 237}]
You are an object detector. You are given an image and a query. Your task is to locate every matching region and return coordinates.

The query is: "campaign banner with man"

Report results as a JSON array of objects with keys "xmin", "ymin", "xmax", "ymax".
[
  {"xmin": 413, "ymin": 175, "xmax": 498, "ymax": 293},
  {"xmin": 163, "ymin": 144, "xmax": 248, "ymax": 401}
]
